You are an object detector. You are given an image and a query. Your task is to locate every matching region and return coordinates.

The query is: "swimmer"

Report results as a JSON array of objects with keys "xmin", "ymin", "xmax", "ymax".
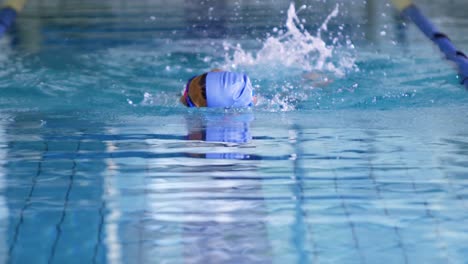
[
  {"xmin": 180, "ymin": 69, "xmax": 257, "ymax": 108},
  {"xmin": 180, "ymin": 69, "xmax": 333, "ymax": 108}
]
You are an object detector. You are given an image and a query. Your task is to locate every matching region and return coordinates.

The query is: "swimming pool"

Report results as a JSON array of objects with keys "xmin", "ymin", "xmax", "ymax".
[{"xmin": 1, "ymin": 0, "xmax": 468, "ymax": 263}]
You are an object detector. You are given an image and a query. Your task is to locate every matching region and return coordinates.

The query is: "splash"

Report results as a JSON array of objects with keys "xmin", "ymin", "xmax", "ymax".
[
  {"xmin": 223, "ymin": 3, "xmax": 355, "ymax": 77},
  {"xmin": 0, "ymin": 37, "xmax": 12, "ymax": 63}
]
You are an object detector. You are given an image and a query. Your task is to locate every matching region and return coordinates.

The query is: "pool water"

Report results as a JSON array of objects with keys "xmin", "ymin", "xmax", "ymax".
[{"xmin": 1, "ymin": 0, "xmax": 468, "ymax": 263}]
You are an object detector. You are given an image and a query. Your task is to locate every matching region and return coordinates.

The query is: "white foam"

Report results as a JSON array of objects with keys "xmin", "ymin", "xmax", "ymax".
[{"xmin": 223, "ymin": 3, "xmax": 355, "ymax": 77}]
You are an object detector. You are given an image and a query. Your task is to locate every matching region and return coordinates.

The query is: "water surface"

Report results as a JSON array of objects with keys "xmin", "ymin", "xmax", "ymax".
[{"xmin": 1, "ymin": 0, "xmax": 468, "ymax": 263}]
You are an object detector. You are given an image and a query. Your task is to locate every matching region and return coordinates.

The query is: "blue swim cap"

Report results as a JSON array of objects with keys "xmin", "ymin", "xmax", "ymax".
[{"xmin": 206, "ymin": 71, "xmax": 254, "ymax": 108}]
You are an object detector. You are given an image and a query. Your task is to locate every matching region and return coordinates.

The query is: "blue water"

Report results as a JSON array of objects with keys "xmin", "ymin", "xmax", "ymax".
[{"xmin": 1, "ymin": 0, "xmax": 468, "ymax": 263}]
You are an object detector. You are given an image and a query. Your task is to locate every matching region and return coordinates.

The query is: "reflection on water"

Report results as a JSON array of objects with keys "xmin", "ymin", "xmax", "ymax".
[
  {"xmin": 185, "ymin": 112, "xmax": 254, "ymax": 159},
  {"xmin": 138, "ymin": 112, "xmax": 270, "ymax": 263},
  {"xmin": 1, "ymin": 108, "xmax": 468, "ymax": 263},
  {"xmin": 75, "ymin": 111, "xmax": 266, "ymax": 263}
]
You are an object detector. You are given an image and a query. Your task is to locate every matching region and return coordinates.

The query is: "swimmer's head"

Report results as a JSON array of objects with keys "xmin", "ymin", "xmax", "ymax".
[{"xmin": 180, "ymin": 70, "xmax": 256, "ymax": 108}]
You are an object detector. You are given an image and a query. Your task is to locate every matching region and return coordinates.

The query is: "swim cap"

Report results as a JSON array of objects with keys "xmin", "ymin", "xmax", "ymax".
[
  {"xmin": 206, "ymin": 71, "xmax": 254, "ymax": 108},
  {"xmin": 180, "ymin": 74, "xmax": 208, "ymax": 107}
]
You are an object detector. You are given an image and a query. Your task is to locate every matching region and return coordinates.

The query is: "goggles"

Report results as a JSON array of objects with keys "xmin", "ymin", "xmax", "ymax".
[{"xmin": 183, "ymin": 76, "xmax": 196, "ymax": 107}]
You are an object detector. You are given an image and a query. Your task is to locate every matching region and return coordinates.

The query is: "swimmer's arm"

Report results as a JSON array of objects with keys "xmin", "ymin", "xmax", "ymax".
[{"xmin": 302, "ymin": 72, "xmax": 333, "ymax": 87}]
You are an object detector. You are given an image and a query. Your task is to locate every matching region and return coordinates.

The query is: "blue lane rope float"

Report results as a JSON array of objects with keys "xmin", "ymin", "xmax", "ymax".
[
  {"xmin": 0, "ymin": 0, "xmax": 26, "ymax": 38},
  {"xmin": 0, "ymin": 7, "xmax": 17, "ymax": 38},
  {"xmin": 392, "ymin": 0, "xmax": 468, "ymax": 88}
]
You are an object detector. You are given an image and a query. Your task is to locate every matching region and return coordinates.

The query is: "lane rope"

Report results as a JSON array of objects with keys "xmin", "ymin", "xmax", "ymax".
[{"xmin": 392, "ymin": 0, "xmax": 468, "ymax": 88}]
